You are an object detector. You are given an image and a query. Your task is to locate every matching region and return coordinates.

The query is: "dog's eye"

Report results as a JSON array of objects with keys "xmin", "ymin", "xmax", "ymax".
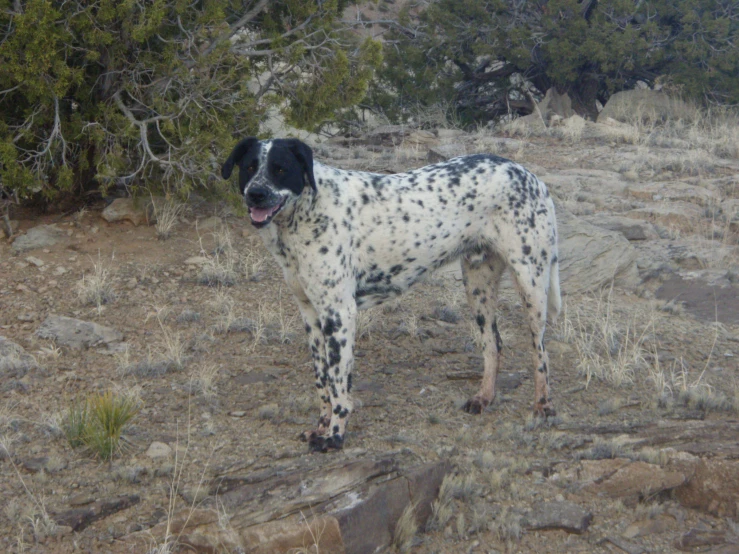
[
  {"xmin": 274, "ymin": 167, "xmax": 285, "ymax": 175},
  {"xmin": 247, "ymin": 164, "xmax": 257, "ymax": 172}
]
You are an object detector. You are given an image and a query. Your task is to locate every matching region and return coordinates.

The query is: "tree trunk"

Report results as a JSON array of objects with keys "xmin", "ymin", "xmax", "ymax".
[{"xmin": 565, "ymin": 75, "xmax": 600, "ymax": 120}]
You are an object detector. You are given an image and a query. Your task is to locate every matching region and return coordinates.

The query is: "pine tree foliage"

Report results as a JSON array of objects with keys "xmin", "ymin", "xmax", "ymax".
[
  {"xmin": 369, "ymin": 0, "xmax": 739, "ymax": 125},
  {"xmin": 0, "ymin": 0, "xmax": 381, "ymax": 201}
]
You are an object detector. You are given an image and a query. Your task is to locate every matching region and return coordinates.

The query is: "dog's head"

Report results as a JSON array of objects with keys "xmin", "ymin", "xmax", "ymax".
[{"xmin": 221, "ymin": 138, "xmax": 316, "ymax": 228}]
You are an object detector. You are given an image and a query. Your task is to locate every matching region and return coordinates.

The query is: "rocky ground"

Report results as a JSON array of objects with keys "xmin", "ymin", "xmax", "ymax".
[{"xmin": 2, "ymin": 110, "xmax": 739, "ymax": 553}]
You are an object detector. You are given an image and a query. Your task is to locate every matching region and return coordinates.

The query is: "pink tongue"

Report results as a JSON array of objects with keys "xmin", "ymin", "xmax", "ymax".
[{"xmin": 250, "ymin": 207, "xmax": 273, "ymax": 222}]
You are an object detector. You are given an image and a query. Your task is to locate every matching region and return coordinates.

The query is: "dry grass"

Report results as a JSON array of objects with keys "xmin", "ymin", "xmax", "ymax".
[
  {"xmin": 426, "ymin": 472, "xmax": 477, "ymax": 533},
  {"xmin": 77, "ymin": 253, "xmax": 116, "ymax": 314},
  {"xmin": 392, "ymin": 503, "xmax": 418, "ymax": 553},
  {"xmin": 578, "ymin": 436, "xmax": 633, "ymax": 460},
  {"xmin": 357, "ymin": 307, "xmax": 383, "ymax": 340},
  {"xmin": 117, "ymin": 310, "xmax": 188, "ymax": 377},
  {"xmin": 491, "ymin": 506, "xmax": 522, "ymax": 542},
  {"xmin": 1, "ymin": 438, "xmax": 59, "ymax": 543},
  {"xmin": 155, "ymin": 313, "xmax": 187, "ymax": 371},
  {"xmin": 399, "ymin": 312, "xmax": 420, "ymax": 338},
  {"xmin": 189, "ymin": 363, "xmax": 221, "ymax": 400},
  {"xmin": 272, "ymin": 288, "xmax": 299, "ymax": 344},
  {"xmin": 197, "ymin": 226, "xmax": 267, "ymax": 286},
  {"xmin": 558, "ymin": 289, "xmax": 653, "ymax": 388},
  {"xmin": 647, "ymin": 321, "xmax": 737, "ymax": 413},
  {"xmin": 154, "ymin": 199, "xmax": 186, "ymax": 240}
]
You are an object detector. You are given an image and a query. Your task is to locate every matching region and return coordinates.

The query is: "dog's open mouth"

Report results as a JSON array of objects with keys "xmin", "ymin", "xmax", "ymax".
[{"xmin": 249, "ymin": 198, "xmax": 286, "ymax": 227}]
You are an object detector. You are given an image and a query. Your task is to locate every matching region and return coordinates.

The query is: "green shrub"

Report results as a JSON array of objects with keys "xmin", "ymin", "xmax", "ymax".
[
  {"xmin": 0, "ymin": 0, "xmax": 380, "ymax": 203},
  {"xmin": 64, "ymin": 391, "xmax": 140, "ymax": 460},
  {"xmin": 368, "ymin": 0, "xmax": 739, "ymax": 125}
]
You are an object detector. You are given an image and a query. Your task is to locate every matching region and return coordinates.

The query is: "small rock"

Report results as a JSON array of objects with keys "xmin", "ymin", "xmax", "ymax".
[
  {"xmin": 102, "ymin": 198, "xmax": 150, "ymax": 226},
  {"xmin": 179, "ymin": 486, "xmax": 209, "ymax": 505},
  {"xmin": 427, "ymin": 143, "xmax": 467, "ymax": 163},
  {"xmin": 22, "ymin": 457, "xmax": 51, "ymax": 473},
  {"xmin": 184, "ymin": 256, "xmax": 209, "ymax": 265},
  {"xmin": 0, "ymin": 336, "xmax": 38, "ymax": 378},
  {"xmin": 145, "ymin": 442, "xmax": 172, "ymax": 459},
  {"xmin": 68, "ymin": 494, "xmax": 96, "ymax": 507},
  {"xmin": 26, "ymin": 256, "xmax": 44, "ymax": 267},
  {"xmin": 228, "ymin": 411, "xmax": 247, "ymax": 418},
  {"xmin": 622, "ymin": 516, "xmax": 670, "ymax": 539},
  {"xmin": 12, "ymin": 225, "xmax": 66, "ymax": 253},
  {"xmin": 675, "ymin": 528, "xmax": 729, "ymax": 551},
  {"xmin": 53, "ymin": 266, "xmax": 67, "ymax": 276},
  {"xmin": 196, "ymin": 216, "xmax": 223, "ymax": 231},
  {"xmin": 522, "ymin": 500, "xmax": 593, "ymax": 534}
]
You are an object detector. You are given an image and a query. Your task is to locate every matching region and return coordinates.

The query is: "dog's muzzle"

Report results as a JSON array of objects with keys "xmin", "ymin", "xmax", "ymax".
[{"xmin": 245, "ymin": 185, "xmax": 286, "ymax": 227}]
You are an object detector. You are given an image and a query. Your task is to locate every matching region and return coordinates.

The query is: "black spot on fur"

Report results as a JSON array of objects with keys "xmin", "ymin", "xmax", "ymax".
[
  {"xmin": 476, "ymin": 314, "xmax": 486, "ymax": 332},
  {"xmin": 492, "ymin": 320, "xmax": 503, "ymax": 352}
]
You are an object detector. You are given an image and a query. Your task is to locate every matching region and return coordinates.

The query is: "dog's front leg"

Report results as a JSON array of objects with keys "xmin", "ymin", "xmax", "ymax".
[
  {"xmin": 294, "ymin": 297, "xmax": 333, "ymax": 442},
  {"xmin": 308, "ymin": 301, "xmax": 357, "ymax": 453}
]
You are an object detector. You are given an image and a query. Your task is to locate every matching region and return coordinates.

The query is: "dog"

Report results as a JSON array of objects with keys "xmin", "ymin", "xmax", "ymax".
[{"xmin": 222, "ymin": 137, "xmax": 561, "ymax": 452}]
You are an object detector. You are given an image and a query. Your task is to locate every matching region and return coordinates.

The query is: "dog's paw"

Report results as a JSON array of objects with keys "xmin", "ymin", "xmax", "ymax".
[
  {"xmin": 299, "ymin": 415, "xmax": 331, "ymax": 442},
  {"xmin": 308, "ymin": 433, "xmax": 344, "ymax": 453},
  {"xmin": 462, "ymin": 396, "xmax": 489, "ymax": 415},
  {"xmin": 533, "ymin": 402, "xmax": 557, "ymax": 419},
  {"xmin": 298, "ymin": 430, "xmax": 318, "ymax": 442}
]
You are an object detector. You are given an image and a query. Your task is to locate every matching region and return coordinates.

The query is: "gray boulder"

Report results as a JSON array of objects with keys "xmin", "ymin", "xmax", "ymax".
[
  {"xmin": 11, "ymin": 224, "xmax": 66, "ymax": 253},
  {"xmin": 599, "ymin": 89, "xmax": 694, "ymax": 123},
  {"xmin": 557, "ymin": 203, "xmax": 639, "ymax": 294},
  {"xmin": 35, "ymin": 315, "xmax": 123, "ymax": 350},
  {"xmin": 0, "ymin": 336, "xmax": 37, "ymax": 378}
]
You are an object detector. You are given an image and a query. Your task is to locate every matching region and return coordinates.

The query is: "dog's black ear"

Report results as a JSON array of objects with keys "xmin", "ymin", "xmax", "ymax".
[
  {"xmin": 221, "ymin": 137, "xmax": 259, "ymax": 179},
  {"xmin": 285, "ymin": 139, "xmax": 316, "ymax": 192}
]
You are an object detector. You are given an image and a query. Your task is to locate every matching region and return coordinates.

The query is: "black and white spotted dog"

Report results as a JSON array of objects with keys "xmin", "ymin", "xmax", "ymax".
[{"xmin": 222, "ymin": 137, "xmax": 561, "ymax": 452}]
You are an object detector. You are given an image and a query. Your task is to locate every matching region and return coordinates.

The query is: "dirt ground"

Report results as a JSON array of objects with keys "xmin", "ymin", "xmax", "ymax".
[{"xmin": 1, "ymin": 134, "xmax": 739, "ymax": 553}]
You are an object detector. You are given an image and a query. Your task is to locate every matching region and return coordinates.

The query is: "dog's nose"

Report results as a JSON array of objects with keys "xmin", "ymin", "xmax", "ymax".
[{"xmin": 246, "ymin": 186, "xmax": 270, "ymax": 205}]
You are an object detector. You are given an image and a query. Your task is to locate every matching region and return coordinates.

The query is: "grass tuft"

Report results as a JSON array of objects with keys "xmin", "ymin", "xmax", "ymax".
[
  {"xmin": 153, "ymin": 200, "xmax": 186, "ymax": 240},
  {"xmin": 64, "ymin": 391, "xmax": 140, "ymax": 460},
  {"xmin": 77, "ymin": 253, "xmax": 116, "ymax": 314},
  {"xmin": 393, "ymin": 502, "xmax": 418, "ymax": 553},
  {"xmin": 63, "ymin": 398, "xmax": 89, "ymax": 448}
]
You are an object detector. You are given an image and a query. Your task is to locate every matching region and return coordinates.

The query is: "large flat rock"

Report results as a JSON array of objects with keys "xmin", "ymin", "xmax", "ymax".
[
  {"xmin": 556, "ymin": 203, "xmax": 639, "ymax": 293},
  {"xmin": 121, "ymin": 455, "xmax": 450, "ymax": 554}
]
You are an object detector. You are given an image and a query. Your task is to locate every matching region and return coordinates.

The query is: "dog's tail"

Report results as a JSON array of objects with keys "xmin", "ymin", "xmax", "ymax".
[
  {"xmin": 547, "ymin": 218, "xmax": 562, "ymax": 326},
  {"xmin": 548, "ymin": 255, "xmax": 561, "ymax": 325}
]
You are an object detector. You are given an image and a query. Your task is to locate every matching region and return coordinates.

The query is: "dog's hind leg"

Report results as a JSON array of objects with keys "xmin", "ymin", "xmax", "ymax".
[
  {"xmin": 510, "ymin": 259, "xmax": 556, "ymax": 418},
  {"xmin": 461, "ymin": 251, "xmax": 506, "ymax": 414},
  {"xmin": 293, "ymin": 297, "xmax": 333, "ymax": 442}
]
